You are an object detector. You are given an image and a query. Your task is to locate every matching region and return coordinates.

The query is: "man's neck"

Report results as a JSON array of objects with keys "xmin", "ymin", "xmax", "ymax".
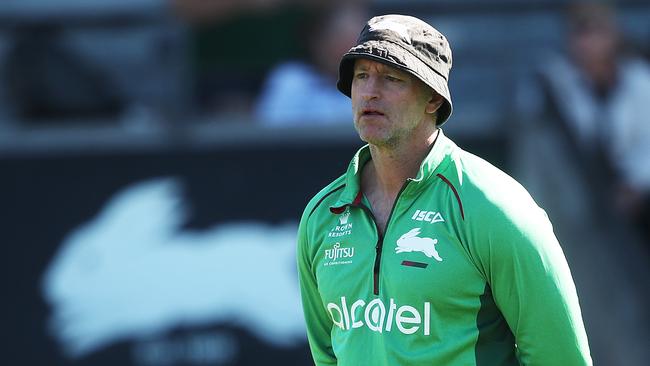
[
  {"xmin": 363, "ymin": 129, "xmax": 439, "ymax": 198},
  {"xmin": 360, "ymin": 129, "xmax": 439, "ymax": 234}
]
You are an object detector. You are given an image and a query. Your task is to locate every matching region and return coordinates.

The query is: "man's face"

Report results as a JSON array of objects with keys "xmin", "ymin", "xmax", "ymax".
[
  {"xmin": 351, "ymin": 59, "xmax": 439, "ymax": 148},
  {"xmin": 569, "ymin": 23, "xmax": 619, "ymax": 85}
]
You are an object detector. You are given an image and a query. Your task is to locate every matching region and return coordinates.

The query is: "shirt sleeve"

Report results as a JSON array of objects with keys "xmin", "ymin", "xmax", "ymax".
[
  {"xmin": 469, "ymin": 197, "xmax": 592, "ymax": 366},
  {"xmin": 297, "ymin": 208, "xmax": 337, "ymax": 366}
]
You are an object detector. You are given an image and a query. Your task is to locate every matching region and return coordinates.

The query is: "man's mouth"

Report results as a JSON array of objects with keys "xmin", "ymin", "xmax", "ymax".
[{"xmin": 362, "ymin": 109, "xmax": 385, "ymax": 116}]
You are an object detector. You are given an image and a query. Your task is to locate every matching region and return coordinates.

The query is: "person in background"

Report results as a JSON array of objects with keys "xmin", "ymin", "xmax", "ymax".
[
  {"xmin": 254, "ymin": 2, "xmax": 368, "ymax": 125},
  {"xmin": 520, "ymin": 2, "xmax": 650, "ymax": 243},
  {"xmin": 173, "ymin": 0, "xmax": 333, "ymax": 119}
]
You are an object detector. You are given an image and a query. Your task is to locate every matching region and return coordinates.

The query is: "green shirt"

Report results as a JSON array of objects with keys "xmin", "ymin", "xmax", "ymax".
[{"xmin": 297, "ymin": 131, "xmax": 592, "ymax": 366}]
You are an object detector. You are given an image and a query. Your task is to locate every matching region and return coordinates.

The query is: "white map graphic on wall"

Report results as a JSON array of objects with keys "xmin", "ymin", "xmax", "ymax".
[{"xmin": 41, "ymin": 178, "xmax": 305, "ymax": 358}]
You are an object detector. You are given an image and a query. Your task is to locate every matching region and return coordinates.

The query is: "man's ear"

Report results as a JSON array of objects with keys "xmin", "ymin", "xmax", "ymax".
[{"xmin": 425, "ymin": 93, "xmax": 444, "ymax": 114}]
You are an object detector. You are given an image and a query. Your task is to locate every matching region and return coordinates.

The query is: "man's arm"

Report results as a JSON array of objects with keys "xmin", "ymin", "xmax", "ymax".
[
  {"xmin": 297, "ymin": 209, "xmax": 337, "ymax": 366},
  {"xmin": 471, "ymin": 200, "xmax": 592, "ymax": 366}
]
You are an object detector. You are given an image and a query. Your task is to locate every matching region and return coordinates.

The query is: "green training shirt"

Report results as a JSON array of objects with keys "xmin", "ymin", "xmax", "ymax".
[{"xmin": 297, "ymin": 131, "xmax": 592, "ymax": 366}]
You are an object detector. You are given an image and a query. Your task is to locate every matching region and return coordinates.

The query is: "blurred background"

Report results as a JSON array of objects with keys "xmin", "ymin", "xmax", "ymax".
[{"xmin": 1, "ymin": 0, "xmax": 649, "ymax": 365}]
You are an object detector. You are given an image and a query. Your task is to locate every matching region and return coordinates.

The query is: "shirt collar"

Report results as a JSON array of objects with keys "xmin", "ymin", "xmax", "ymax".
[{"xmin": 330, "ymin": 129, "xmax": 455, "ymax": 213}]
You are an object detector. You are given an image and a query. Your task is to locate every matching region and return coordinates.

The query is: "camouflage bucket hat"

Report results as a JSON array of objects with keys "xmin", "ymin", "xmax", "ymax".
[{"xmin": 337, "ymin": 14, "xmax": 453, "ymax": 126}]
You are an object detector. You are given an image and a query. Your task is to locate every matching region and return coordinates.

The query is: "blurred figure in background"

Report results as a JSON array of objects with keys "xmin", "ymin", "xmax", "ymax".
[
  {"xmin": 254, "ymin": 2, "xmax": 368, "ymax": 126},
  {"xmin": 174, "ymin": 0, "xmax": 349, "ymax": 121},
  {"xmin": 520, "ymin": 1, "xmax": 650, "ymax": 244},
  {"xmin": 512, "ymin": 3, "xmax": 650, "ymax": 364}
]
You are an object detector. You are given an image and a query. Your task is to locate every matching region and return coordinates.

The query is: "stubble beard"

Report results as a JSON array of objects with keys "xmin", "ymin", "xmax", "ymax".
[
  {"xmin": 355, "ymin": 116, "xmax": 419, "ymax": 151},
  {"xmin": 355, "ymin": 122, "xmax": 397, "ymax": 149}
]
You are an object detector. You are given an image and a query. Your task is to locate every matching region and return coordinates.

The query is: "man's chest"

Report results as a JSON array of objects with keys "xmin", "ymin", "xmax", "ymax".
[
  {"xmin": 311, "ymin": 203, "xmax": 486, "ymax": 311},
  {"xmin": 364, "ymin": 192, "xmax": 393, "ymax": 235}
]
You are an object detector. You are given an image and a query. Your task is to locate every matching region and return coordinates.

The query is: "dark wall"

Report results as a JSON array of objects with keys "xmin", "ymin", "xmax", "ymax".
[{"xmin": 0, "ymin": 136, "xmax": 504, "ymax": 366}]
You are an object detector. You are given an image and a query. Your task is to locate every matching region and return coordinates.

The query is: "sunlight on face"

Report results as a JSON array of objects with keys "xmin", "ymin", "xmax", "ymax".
[{"xmin": 351, "ymin": 59, "xmax": 436, "ymax": 148}]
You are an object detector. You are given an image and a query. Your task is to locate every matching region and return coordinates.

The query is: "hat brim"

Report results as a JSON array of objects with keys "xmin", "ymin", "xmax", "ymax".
[{"xmin": 337, "ymin": 40, "xmax": 452, "ymax": 126}]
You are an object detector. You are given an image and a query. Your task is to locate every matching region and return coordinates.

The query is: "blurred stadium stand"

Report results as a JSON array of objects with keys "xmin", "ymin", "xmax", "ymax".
[
  {"xmin": 0, "ymin": 0, "xmax": 647, "ymax": 146},
  {"xmin": 1, "ymin": 0, "xmax": 649, "ymax": 365},
  {"xmin": 0, "ymin": 0, "xmax": 189, "ymax": 132}
]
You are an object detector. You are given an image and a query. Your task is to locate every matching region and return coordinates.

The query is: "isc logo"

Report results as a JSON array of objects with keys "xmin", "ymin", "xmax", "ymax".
[{"xmin": 411, "ymin": 210, "xmax": 444, "ymax": 224}]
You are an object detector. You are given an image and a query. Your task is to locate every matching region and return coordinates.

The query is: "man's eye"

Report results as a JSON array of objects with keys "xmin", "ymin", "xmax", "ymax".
[
  {"xmin": 386, "ymin": 75, "xmax": 401, "ymax": 82},
  {"xmin": 354, "ymin": 73, "xmax": 368, "ymax": 79}
]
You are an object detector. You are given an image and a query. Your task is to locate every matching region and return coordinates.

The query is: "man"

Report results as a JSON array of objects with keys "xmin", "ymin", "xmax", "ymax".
[
  {"xmin": 522, "ymin": 2, "xmax": 650, "ymax": 242},
  {"xmin": 297, "ymin": 14, "xmax": 592, "ymax": 365}
]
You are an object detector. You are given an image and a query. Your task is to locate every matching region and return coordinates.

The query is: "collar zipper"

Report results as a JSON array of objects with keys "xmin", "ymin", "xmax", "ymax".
[{"xmin": 355, "ymin": 181, "xmax": 410, "ymax": 295}]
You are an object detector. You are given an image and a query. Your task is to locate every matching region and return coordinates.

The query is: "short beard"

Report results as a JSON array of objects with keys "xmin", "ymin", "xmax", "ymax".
[{"xmin": 359, "ymin": 127, "xmax": 409, "ymax": 151}]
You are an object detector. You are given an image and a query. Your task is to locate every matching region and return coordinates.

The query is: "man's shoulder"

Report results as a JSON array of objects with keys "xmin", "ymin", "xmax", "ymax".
[
  {"xmin": 443, "ymin": 147, "xmax": 540, "ymax": 217},
  {"xmin": 438, "ymin": 146, "xmax": 553, "ymax": 250},
  {"xmin": 301, "ymin": 173, "xmax": 347, "ymax": 222}
]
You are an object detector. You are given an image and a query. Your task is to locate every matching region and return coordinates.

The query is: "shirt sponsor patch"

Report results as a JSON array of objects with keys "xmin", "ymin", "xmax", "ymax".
[
  {"xmin": 327, "ymin": 296, "xmax": 431, "ymax": 335},
  {"xmin": 324, "ymin": 242, "xmax": 355, "ymax": 266},
  {"xmin": 411, "ymin": 209, "xmax": 444, "ymax": 224},
  {"xmin": 329, "ymin": 208, "xmax": 352, "ymax": 237}
]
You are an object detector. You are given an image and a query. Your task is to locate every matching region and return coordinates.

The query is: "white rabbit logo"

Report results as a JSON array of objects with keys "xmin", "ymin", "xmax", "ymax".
[
  {"xmin": 395, "ymin": 228, "xmax": 442, "ymax": 261},
  {"xmin": 41, "ymin": 178, "xmax": 305, "ymax": 358}
]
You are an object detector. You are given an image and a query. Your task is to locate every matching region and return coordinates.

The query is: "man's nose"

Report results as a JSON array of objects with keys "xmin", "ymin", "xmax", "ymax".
[{"xmin": 360, "ymin": 76, "xmax": 380, "ymax": 101}]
